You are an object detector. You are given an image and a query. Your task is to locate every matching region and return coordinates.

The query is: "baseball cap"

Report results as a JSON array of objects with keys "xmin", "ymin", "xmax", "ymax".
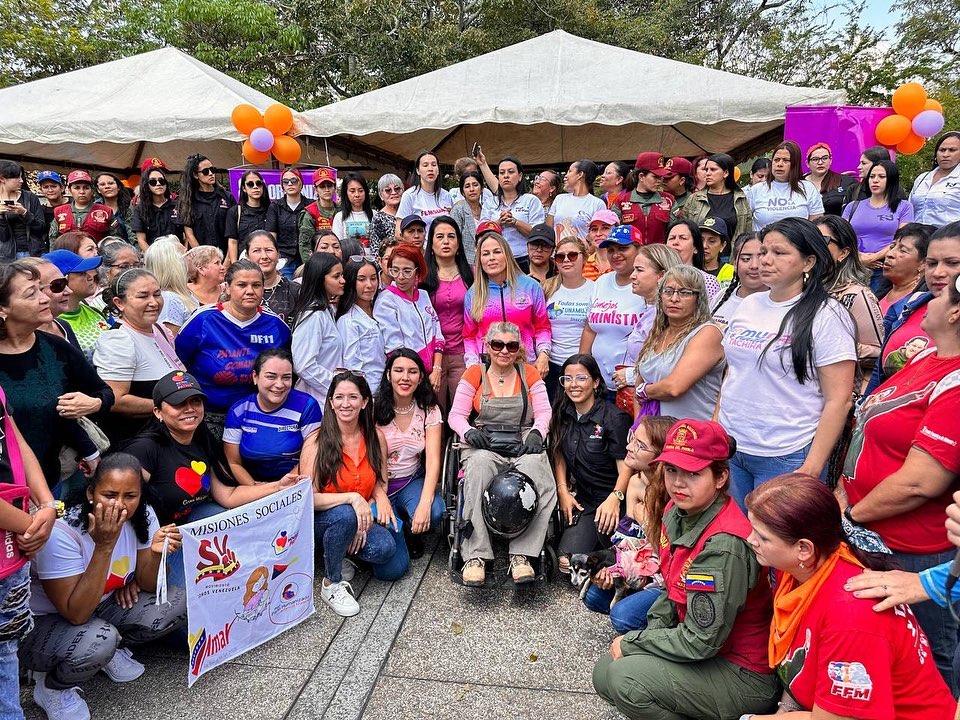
[
  {"xmin": 313, "ymin": 167, "xmax": 336, "ymax": 186},
  {"xmin": 665, "ymin": 157, "xmax": 694, "ymax": 177},
  {"xmin": 37, "ymin": 171, "xmax": 62, "ymax": 185},
  {"xmin": 589, "ymin": 209, "xmax": 619, "ymax": 228},
  {"xmin": 66, "ymin": 170, "xmax": 93, "ymax": 186},
  {"xmin": 475, "ymin": 220, "xmax": 503, "ymax": 239},
  {"xmin": 152, "ymin": 370, "xmax": 207, "ymax": 407},
  {"xmin": 526, "ymin": 223, "xmax": 556, "ymax": 247},
  {"xmin": 634, "ymin": 152, "xmax": 670, "ymax": 177},
  {"xmin": 400, "ymin": 215, "xmax": 427, "ymax": 232},
  {"xmin": 652, "ymin": 419, "xmax": 733, "ymax": 472},
  {"xmin": 599, "ymin": 224, "xmax": 642, "ymax": 248},
  {"xmin": 140, "ymin": 157, "xmax": 167, "ymax": 174},
  {"xmin": 698, "ymin": 216, "xmax": 729, "ymax": 242},
  {"xmin": 42, "ymin": 249, "xmax": 102, "ymax": 275}
]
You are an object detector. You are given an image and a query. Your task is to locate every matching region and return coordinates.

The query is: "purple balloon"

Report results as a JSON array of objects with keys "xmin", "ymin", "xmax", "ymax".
[
  {"xmin": 912, "ymin": 110, "xmax": 945, "ymax": 139},
  {"xmin": 249, "ymin": 127, "xmax": 275, "ymax": 153}
]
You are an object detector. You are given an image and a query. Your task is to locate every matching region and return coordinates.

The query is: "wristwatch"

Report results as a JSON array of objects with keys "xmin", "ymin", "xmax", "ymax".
[{"xmin": 611, "ymin": 490, "xmax": 625, "ymax": 502}]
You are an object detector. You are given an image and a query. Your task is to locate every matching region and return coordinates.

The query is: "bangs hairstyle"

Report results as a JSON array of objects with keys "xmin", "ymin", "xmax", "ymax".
[
  {"xmin": 373, "ymin": 348, "xmax": 440, "ymax": 425},
  {"xmin": 470, "ymin": 233, "xmax": 522, "ymax": 321},
  {"xmin": 388, "ymin": 243, "xmax": 427, "ymax": 283},
  {"xmin": 137, "ymin": 168, "xmax": 172, "ymax": 223}
]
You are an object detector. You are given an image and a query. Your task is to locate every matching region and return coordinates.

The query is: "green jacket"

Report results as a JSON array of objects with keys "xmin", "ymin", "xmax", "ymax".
[
  {"xmin": 297, "ymin": 204, "xmax": 336, "ymax": 263},
  {"xmin": 681, "ymin": 188, "xmax": 753, "ymax": 241}
]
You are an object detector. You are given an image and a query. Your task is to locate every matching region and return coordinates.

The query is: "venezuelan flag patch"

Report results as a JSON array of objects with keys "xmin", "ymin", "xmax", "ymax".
[{"xmin": 685, "ymin": 574, "xmax": 716, "ymax": 592}]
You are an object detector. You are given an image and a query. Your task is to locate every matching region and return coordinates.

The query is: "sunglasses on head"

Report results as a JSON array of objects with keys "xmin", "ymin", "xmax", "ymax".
[
  {"xmin": 244, "ymin": 180, "xmax": 264, "ymax": 189},
  {"xmin": 197, "ymin": 167, "xmax": 216, "ymax": 176},
  {"xmin": 147, "ymin": 178, "xmax": 167, "ymax": 187},
  {"xmin": 48, "ymin": 278, "xmax": 69, "ymax": 293},
  {"xmin": 489, "ymin": 340, "xmax": 520, "ymax": 353},
  {"xmin": 554, "ymin": 251, "xmax": 581, "ymax": 263}
]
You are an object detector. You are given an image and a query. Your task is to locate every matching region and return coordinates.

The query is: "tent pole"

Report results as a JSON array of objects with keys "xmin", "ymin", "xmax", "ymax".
[{"xmin": 131, "ymin": 141, "xmax": 147, "ymax": 173}]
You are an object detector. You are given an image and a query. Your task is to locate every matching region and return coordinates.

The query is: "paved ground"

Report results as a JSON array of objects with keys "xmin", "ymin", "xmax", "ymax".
[{"xmin": 20, "ymin": 536, "xmax": 623, "ymax": 719}]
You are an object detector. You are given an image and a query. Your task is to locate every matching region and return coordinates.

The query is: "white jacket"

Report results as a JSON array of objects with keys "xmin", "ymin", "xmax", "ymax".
[
  {"xmin": 372, "ymin": 286, "xmax": 444, "ymax": 371},
  {"xmin": 336, "ymin": 304, "xmax": 385, "ymax": 393},
  {"xmin": 292, "ymin": 306, "xmax": 343, "ymax": 406}
]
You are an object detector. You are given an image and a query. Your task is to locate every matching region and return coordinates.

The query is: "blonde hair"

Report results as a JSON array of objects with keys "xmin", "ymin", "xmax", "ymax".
[
  {"xmin": 146, "ymin": 237, "xmax": 196, "ymax": 312},
  {"xmin": 637, "ymin": 244, "xmax": 683, "ymax": 275},
  {"xmin": 543, "ymin": 236, "xmax": 588, "ymax": 300},
  {"xmin": 485, "ymin": 321, "xmax": 527, "ymax": 364},
  {"xmin": 184, "ymin": 245, "xmax": 223, "ymax": 283},
  {"xmin": 636, "ymin": 264, "xmax": 712, "ymax": 364},
  {"xmin": 470, "ymin": 233, "xmax": 521, "ymax": 321}
]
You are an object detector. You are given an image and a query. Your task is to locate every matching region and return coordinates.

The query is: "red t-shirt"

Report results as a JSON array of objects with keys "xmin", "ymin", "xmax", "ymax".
[
  {"xmin": 880, "ymin": 305, "xmax": 930, "ymax": 380},
  {"xmin": 843, "ymin": 349, "xmax": 960, "ymax": 552},
  {"xmin": 777, "ymin": 560, "xmax": 954, "ymax": 719}
]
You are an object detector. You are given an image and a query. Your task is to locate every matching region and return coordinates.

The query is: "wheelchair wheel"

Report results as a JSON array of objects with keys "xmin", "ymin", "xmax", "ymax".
[
  {"xmin": 441, "ymin": 437, "xmax": 461, "ymax": 514},
  {"xmin": 542, "ymin": 544, "xmax": 559, "ymax": 582}
]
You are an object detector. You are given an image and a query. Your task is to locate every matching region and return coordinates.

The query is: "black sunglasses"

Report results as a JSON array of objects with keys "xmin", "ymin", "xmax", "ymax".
[
  {"xmin": 244, "ymin": 180, "xmax": 264, "ymax": 189},
  {"xmin": 197, "ymin": 167, "xmax": 216, "ymax": 176},
  {"xmin": 148, "ymin": 178, "xmax": 167, "ymax": 187},
  {"xmin": 48, "ymin": 277, "xmax": 69, "ymax": 293},
  {"xmin": 489, "ymin": 340, "xmax": 520, "ymax": 353}
]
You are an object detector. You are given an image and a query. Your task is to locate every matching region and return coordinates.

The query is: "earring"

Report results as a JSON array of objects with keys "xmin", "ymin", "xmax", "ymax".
[
  {"xmin": 802, "ymin": 271, "xmax": 810, "ymax": 285},
  {"xmin": 799, "ymin": 561, "xmax": 805, "ymax": 569}
]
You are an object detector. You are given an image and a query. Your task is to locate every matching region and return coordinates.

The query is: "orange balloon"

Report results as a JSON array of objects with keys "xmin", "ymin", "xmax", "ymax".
[
  {"xmin": 875, "ymin": 114, "xmax": 912, "ymax": 146},
  {"xmin": 125, "ymin": 173, "xmax": 141, "ymax": 189},
  {"xmin": 242, "ymin": 140, "xmax": 271, "ymax": 164},
  {"xmin": 891, "ymin": 83, "xmax": 927, "ymax": 119},
  {"xmin": 896, "ymin": 132, "xmax": 926, "ymax": 155},
  {"xmin": 733, "ymin": 166, "xmax": 741, "ymax": 182},
  {"xmin": 924, "ymin": 98, "xmax": 944, "ymax": 114},
  {"xmin": 271, "ymin": 135, "xmax": 302, "ymax": 164},
  {"xmin": 263, "ymin": 104, "xmax": 294, "ymax": 136},
  {"xmin": 232, "ymin": 104, "xmax": 264, "ymax": 136}
]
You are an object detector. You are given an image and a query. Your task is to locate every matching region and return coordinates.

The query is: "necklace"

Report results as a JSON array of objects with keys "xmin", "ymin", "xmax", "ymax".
[
  {"xmin": 438, "ymin": 268, "xmax": 460, "ymax": 281},
  {"xmin": 492, "ymin": 368, "xmax": 514, "ymax": 386},
  {"xmin": 394, "ymin": 403, "xmax": 415, "ymax": 415}
]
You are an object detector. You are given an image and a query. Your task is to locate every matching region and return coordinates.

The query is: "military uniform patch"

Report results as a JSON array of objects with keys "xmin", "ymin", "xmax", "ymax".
[{"xmin": 690, "ymin": 592, "xmax": 716, "ymax": 628}]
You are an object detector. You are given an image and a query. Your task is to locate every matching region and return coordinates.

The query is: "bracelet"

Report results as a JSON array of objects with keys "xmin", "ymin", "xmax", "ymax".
[
  {"xmin": 737, "ymin": 715, "xmax": 754, "ymax": 720},
  {"xmin": 636, "ymin": 382, "xmax": 649, "ymax": 402},
  {"xmin": 34, "ymin": 500, "xmax": 63, "ymax": 517},
  {"xmin": 844, "ymin": 505, "xmax": 856, "ymax": 524}
]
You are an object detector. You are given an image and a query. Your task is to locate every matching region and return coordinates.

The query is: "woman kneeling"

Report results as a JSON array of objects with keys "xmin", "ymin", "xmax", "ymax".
[
  {"xmin": 593, "ymin": 419, "xmax": 779, "ymax": 719},
  {"xmin": 449, "ymin": 321, "xmax": 557, "ymax": 586},
  {"xmin": 20, "ymin": 454, "xmax": 185, "ymax": 720}
]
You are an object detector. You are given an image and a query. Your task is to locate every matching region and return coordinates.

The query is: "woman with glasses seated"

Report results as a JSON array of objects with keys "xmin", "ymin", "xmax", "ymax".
[
  {"xmin": 373, "ymin": 244, "xmax": 444, "ymax": 391},
  {"xmin": 176, "ymin": 154, "xmax": 234, "ymax": 252},
  {"xmin": 369, "ymin": 174, "xmax": 404, "ymax": 259},
  {"xmin": 226, "ymin": 170, "xmax": 271, "ymax": 265},
  {"xmin": 131, "ymin": 166, "xmax": 182, "ymax": 251},
  {"xmin": 291, "ymin": 252, "xmax": 345, "ymax": 406},
  {"xmin": 448, "ymin": 322, "xmax": 556, "ymax": 586}
]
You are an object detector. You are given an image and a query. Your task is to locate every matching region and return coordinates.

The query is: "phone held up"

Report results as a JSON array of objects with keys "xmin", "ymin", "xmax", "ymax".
[{"xmin": 471, "ymin": 142, "xmax": 480, "ymax": 158}]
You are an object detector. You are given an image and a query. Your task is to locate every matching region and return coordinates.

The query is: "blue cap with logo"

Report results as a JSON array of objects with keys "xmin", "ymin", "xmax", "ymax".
[{"xmin": 37, "ymin": 171, "xmax": 62, "ymax": 185}]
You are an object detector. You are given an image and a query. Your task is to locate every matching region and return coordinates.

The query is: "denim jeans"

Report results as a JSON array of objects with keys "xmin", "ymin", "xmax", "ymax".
[
  {"xmin": 14, "ymin": 252, "xmax": 29, "ymax": 260},
  {"xmin": 892, "ymin": 549, "xmax": 958, "ymax": 693},
  {"xmin": 314, "ymin": 502, "xmax": 410, "ymax": 583},
  {"xmin": 583, "ymin": 584, "xmax": 662, "ymax": 634},
  {"xmin": 0, "ymin": 565, "xmax": 31, "ymax": 720},
  {"xmin": 167, "ymin": 501, "xmax": 229, "ymax": 589},
  {"xmin": 729, "ymin": 444, "xmax": 811, "ymax": 512},
  {"xmin": 279, "ymin": 258, "xmax": 297, "ymax": 280},
  {"xmin": 389, "ymin": 469, "xmax": 445, "ymax": 532}
]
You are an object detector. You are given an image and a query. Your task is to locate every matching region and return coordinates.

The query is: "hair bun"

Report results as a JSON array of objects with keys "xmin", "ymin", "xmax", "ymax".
[{"xmin": 727, "ymin": 435, "xmax": 737, "ymax": 459}]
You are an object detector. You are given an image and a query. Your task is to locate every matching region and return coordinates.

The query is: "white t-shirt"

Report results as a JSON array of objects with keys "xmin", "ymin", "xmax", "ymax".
[
  {"xmin": 910, "ymin": 163, "xmax": 960, "ymax": 227},
  {"xmin": 546, "ymin": 279, "xmax": 594, "ymax": 365},
  {"xmin": 30, "ymin": 507, "xmax": 159, "ymax": 615},
  {"xmin": 93, "ymin": 323, "xmax": 184, "ymax": 382},
  {"xmin": 586, "ymin": 273, "xmax": 647, "ymax": 389},
  {"xmin": 332, "ymin": 210, "xmax": 372, "ymax": 243},
  {"xmin": 493, "ymin": 193, "xmax": 546, "ymax": 258},
  {"xmin": 548, "ymin": 193, "xmax": 607, "ymax": 239},
  {"xmin": 747, "ymin": 180, "xmax": 824, "ymax": 230},
  {"xmin": 711, "ymin": 290, "xmax": 745, "ymax": 332},
  {"xmin": 157, "ymin": 291, "xmax": 195, "ymax": 329},
  {"xmin": 719, "ymin": 292, "xmax": 856, "ymax": 455},
  {"xmin": 397, "ymin": 187, "xmax": 453, "ymax": 233}
]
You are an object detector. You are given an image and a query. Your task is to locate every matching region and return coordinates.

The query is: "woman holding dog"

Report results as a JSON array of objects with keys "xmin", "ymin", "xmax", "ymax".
[{"xmin": 593, "ymin": 418, "xmax": 779, "ymax": 720}]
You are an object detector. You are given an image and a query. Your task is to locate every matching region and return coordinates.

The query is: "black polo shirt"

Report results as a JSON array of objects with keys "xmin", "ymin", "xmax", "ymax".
[{"xmin": 560, "ymin": 399, "xmax": 631, "ymax": 511}]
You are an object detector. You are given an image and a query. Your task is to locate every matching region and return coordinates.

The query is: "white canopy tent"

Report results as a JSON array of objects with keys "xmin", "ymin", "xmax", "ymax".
[
  {"xmin": 298, "ymin": 30, "xmax": 846, "ymax": 166},
  {"xmin": 0, "ymin": 48, "xmax": 382, "ymax": 174}
]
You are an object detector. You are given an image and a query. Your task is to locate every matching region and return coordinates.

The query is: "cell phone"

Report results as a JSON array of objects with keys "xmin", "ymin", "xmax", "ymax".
[
  {"xmin": 2, "ymin": 200, "xmax": 13, "ymax": 207},
  {"xmin": 568, "ymin": 510, "xmax": 582, "ymax": 527},
  {"xmin": 471, "ymin": 142, "xmax": 480, "ymax": 158}
]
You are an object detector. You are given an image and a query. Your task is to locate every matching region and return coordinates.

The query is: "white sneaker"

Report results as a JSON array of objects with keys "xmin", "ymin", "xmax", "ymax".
[
  {"xmin": 32, "ymin": 673, "xmax": 91, "ymax": 720},
  {"xmin": 320, "ymin": 579, "xmax": 360, "ymax": 617},
  {"xmin": 341, "ymin": 558, "xmax": 356, "ymax": 583},
  {"xmin": 102, "ymin": 646, "xmax": 145, "ymax": 682}
]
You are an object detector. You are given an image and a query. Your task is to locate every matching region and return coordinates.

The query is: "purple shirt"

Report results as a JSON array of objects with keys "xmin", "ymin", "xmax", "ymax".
[{"xmin": 843, "ymin": 199, "xmax": 914, "ymax": 253}]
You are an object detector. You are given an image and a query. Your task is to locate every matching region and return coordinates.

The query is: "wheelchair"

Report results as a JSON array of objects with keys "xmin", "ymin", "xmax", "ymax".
[{"xmin": 441, "ymin": 435, "xmax": 560, "ymax": 587}]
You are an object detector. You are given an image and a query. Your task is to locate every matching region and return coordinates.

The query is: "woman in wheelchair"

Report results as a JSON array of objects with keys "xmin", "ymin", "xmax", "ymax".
[{"xmin": 448, "ymin": 322, "xmax": 557, "ymax": 586}]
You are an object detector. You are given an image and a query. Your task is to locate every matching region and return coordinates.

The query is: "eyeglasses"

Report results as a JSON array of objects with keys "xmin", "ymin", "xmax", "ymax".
[
  {"xmin": 661, "ymin": 287, "xmax": 699, "ymax": 299},
  {"xmin": 808, "ymin": 155, "xmax": 831, "ymax": 164},
  {"xmin": 559, "ymin": 374, "xmax": 591, "ymax": 385},
  {"xmin": 489, "ymin": 340, "xmax": 520, "ymax": 353},
  {"xmin": 554, "ymin": 251, "xmax": 581, "ymax": 263},
  {"xmin": 197, "ymin": 167, "xmax": 216, "ymax": 176},
  {"xmin": 147, "ymin": 178, "xmax": 167, "ymax": 187},
  {"xmin": 244, "ymin": 180, "xmax": 264, "ymax": 189},
  {"xmin": 347, "ymin": 254, "xmax": 365, "ymax": 263},
  {"xmin": 383, "ymin": 186, "xmax": 403, "ymax": 195},
  {"xmin": 110, "ymin": 262, "xmax": 143, "ymax": 271},
  {"xmin": 47, "ymin": 278, "xmax": 69, "ymax": 293},
  {"xmin": 388, "ymin": 266, "xmax": 416, "ymax": 278},
  {"xmin": 281, "ymin": 178, "xmax": 301, "ymax": 186},
  {"xmin": 627, "ymin": 438, "xmax": 652, "ymax": 453},
  {"xmin": 527, "ymin": 242, "xmax": 552, "ymax": 252}
]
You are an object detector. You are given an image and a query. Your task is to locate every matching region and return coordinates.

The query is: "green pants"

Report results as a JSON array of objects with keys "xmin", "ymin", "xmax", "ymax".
[{"xmin": 593, "ymin": 650, "xmax": 779, "ymax": 720}]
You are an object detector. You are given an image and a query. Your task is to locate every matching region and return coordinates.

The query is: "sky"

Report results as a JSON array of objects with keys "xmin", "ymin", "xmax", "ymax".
[{"xmin": 828, "ymin": 0, "xmax": 897, "ymax": 36}]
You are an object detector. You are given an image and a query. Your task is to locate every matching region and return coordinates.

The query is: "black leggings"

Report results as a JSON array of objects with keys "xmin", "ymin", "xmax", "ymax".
[{"xmin": 558, "ymin": 509, "xmax": 609, "ymax": 556}]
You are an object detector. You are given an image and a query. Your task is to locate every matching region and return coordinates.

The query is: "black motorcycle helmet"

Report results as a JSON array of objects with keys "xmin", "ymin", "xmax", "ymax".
[{"xmin": 481, "ymin": 468, "xmax": 538, "ymax": 539}]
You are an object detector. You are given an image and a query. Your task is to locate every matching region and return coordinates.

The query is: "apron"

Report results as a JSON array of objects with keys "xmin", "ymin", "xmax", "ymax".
[{"xmin": 475, "ymin": 364, "xmax": 532, "ymax": 431}]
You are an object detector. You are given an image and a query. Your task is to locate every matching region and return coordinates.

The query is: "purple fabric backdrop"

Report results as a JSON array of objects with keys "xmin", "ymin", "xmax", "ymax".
[{"xmin": 783, "ymin": 106, "xmax": 894, "ymax": 175}]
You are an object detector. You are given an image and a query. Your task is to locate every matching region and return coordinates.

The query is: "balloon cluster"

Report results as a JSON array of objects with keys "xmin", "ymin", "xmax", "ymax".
[
  {"xmin": 231, "ymin": 103, "xmax": 302, "ymax": 165},
  {"xmin": 874, "ymin": 83, "xmax": 945, "ymax": 155}
]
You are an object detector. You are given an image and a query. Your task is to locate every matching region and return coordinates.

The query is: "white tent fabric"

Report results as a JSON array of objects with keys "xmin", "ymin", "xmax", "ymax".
[
  {"xmin": 298, "ymin": 31, "xmax": 846, "ymax": 165},
  {"xmin": 0, "ymin": 48, "xmax": 359, "ymax": 172}
]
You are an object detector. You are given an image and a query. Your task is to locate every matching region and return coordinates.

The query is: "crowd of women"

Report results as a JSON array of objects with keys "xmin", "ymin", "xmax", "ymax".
[{"xmin": 0, "ymin": 130, "xmax": 959, "ymax": 720}]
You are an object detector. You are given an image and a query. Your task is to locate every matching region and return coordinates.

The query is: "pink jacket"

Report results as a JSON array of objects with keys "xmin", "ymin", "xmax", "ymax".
[{"xmin": 462, "ymin": 276, "xmax": 552, "ymax": 366}]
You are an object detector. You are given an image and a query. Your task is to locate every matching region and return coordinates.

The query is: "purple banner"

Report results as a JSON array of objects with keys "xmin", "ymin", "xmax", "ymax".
[
  {"xmin": 227, "ymin": 168, "xmax": 338, "ymax": 203},
  {"xmin": 784, "ymin": 106, "xmax": 894, "ymax": 175}
]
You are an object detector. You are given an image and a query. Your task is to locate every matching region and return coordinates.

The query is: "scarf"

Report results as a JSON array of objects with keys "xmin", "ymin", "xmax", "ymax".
[{"xmin": 768, "ymin": 542, "xmax": 863, "ymax": 667}]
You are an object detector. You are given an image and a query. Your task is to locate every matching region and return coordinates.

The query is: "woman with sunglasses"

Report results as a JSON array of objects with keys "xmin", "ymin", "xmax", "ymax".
[
  {"xmin": 336, "ymin": 258, "xmax": 385, "ymax": 394},
  {"xmin": 176, "ymin": 154, "xmax": 234, "ymax": 252},
  {"xmin": 265, "ymin": 168, "xmax": 308, "ymax": 279},
  {"xmin": 225, "ymin": 170, "xmax": 271, "ymax": 265},
  {"xmin": 449, "ymin": 322, "xmax": 556, "ymax": 586},
  {"xmin": 132, "ymin": 167, "xmax": 181, "ymax": 251},
  {"xmin": 373, "ymin": 244, "xmax": 444, "ymax": 389},
  {"xmin": 368, "ymin": 174, "xmax": 404, "ymax": 259},
  {"xmin": 542, "ymin": 237, "xmax": 593, "ymax": 400},
  {"xmin": 290, "ymin": 252, "xmax": 345, "ymax": 406},
  {"xmin": 20, "ymin": 258, "xmax": 80, "ymax": 350}
]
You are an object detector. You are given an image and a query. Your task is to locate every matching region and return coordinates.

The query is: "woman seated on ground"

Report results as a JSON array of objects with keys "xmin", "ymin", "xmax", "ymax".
[
  {"xmin": 20, "ymin": 454, "xmax": 186, "ymax": 720},
  {"xmin": 93, "ymin": 269, "xmax": 185, "ymax": 446},
  {"xmin": 710, "ymin": 232, "xmax": 766, "ymax": 331},
  {"xmin": 224, "ymin": 348, "xmax": 322, "ymax": 485},
  {"xmin": 374, "ymin": 349, "xmax": 446, "ymax": 559},
  {"xmin": 300, "ymin": 371, "xmax": 409, "ymax": 618},
  {"xmin": 448, "ymin": 322, "xmax": 557, "ymax": 587},
  {"xmin": 745, "ymin": 474, "xmax": 955, "ymax": 719},
  {"xmin": 548, "ymin": 354, "xmax": 631, "ymax": 572},
  {"xmin": 593, "ymin": 419, "xmax": 779, "ymax": 720},
  {"xmin": 582, "ymin": 415, "xmax": 677, "ymax": 634},
  {"xmin": 633, "ymin": 265, "xmax": 725, "ymax": 421}
]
